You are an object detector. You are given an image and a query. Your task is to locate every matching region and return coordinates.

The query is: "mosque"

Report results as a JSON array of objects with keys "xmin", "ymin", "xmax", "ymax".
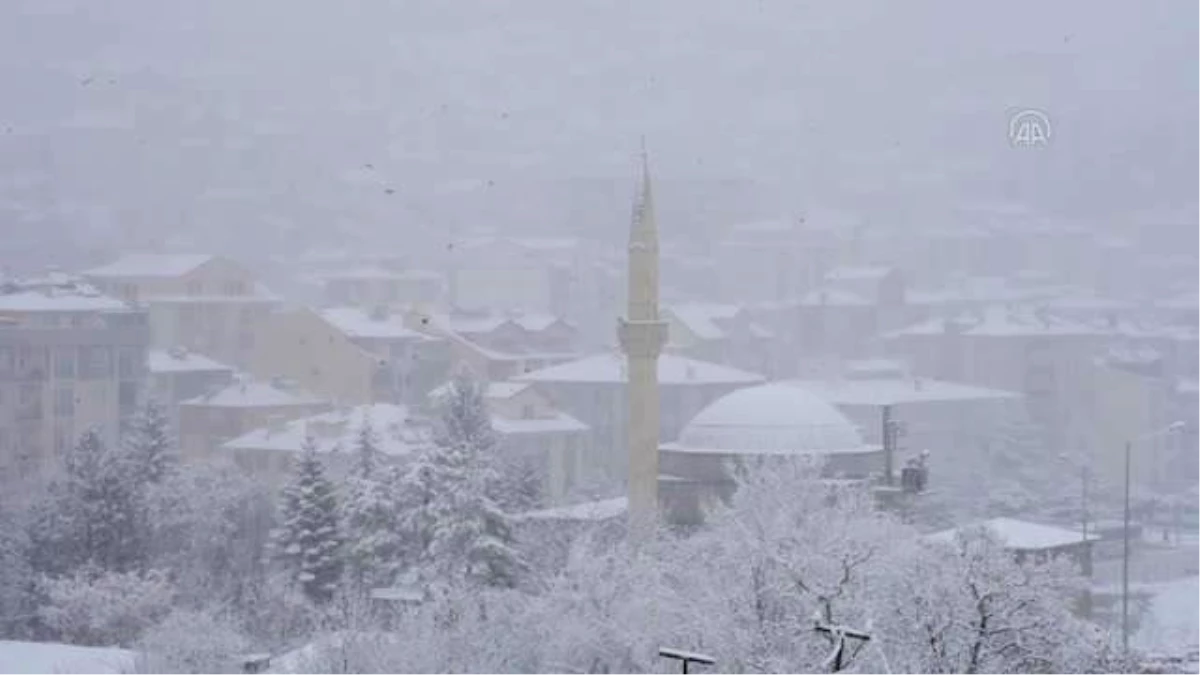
[{"xmin": 618, "ymin": 154, "xmax": 896, "ymax": 530}]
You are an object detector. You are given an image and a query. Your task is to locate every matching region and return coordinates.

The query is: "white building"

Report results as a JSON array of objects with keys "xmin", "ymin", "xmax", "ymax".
[
  {"xmin": 514, "ymin": 352, "xmax": 764, "ymax": 487},
  {"xmin": 221, "ymin": 403, "xmax": 427, "ymax": 483},
  {"xmin": 659, "ymin": 383, "xmax": 884, "ymax": 525}
]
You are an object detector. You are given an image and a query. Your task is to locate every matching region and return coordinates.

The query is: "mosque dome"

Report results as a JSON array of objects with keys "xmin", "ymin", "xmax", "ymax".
[{"xmin": 676, "ymin": 383, "xmax": 866, "ymax": 454}]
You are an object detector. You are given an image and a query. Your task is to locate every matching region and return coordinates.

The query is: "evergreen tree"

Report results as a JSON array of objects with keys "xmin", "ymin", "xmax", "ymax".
[
  {"xmin": 28, "ymin": 429, "xmax": 144, "ymax": 576},
  {"xmin": 341, "ymin": 464, "xmax": 405, "ymax": 591},
  {"xmin": 353, "ymin": 415, "xmax": 379, "ymax": 480},
  {"xmin": 272, "ymin": 438, "xmax": 344, "ymax": 603},
  {"xmin": 125, "ymin": 399, "xmax": 175, "ymax": 485},
  {"xmin": 413, "ymin": 373, "xmax": 527, "ymax": 590}
]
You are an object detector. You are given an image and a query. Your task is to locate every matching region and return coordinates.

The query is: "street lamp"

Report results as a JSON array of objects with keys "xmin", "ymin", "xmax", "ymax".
[{"xmin": 1122, "ymin": 420, "xmax": 1185, "ymax": 654}]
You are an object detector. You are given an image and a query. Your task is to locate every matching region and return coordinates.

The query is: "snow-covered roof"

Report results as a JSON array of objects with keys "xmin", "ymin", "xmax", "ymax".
[
  {"xmin": 788, "ymin": 378, "xmax": 1020, "ymax": 407},
  {"xmin": 799, "ymin": 288, "xmax": 872, "ymax": 307},
  {"xmin": 84, "ymin": 253, "xmax": 214, "ymax": 278},
  {"xmin": 491, "ymin": 411, "xmax": 589, "ymax": 435},
  {"xmin": 0, "ymin": 288, "xmax": 130, "ymax": 313},
  {"xmin": 321, "ymin": 307, "xmax": 423, "ymax": 340},
  {"xmin": 148, "ymin": 348, "xmax": 234, "ymax": 374},
  {"xmin": 427, "ymin": 380, "xmax": 532, "ymax": 402},
  {"xmin": 673, "ymin": 384, "xmax": 869, "ymax": 455},
  {"xmin": 668, "ymin": 303, "xmax": 741, "ymax": 340},
  {"xmin": 925, "ymin": 517, "xmax": 1099, "ymax": 551},
  {"xmin": 886, "ymin": 306, "xmax": 1101, "ymax": 339},
  {"xmin": 322, "ymin": 266, "xmax": 442, "ymax": 282},
  {"xmin": 181, "ymin": 378, "xmax": 324, "ymax": 408},
  {"xmin": 484, "ymin": 381, "xmax": 531, "ymax": 399},
  {"xmin": 510, "ymin": 312, "xmax": 563, "ymax": 333},
  {"xmin": 0, "ymin": 641, "xmax": 135, "ymax": 674},
  {"xmin": 222, "ymin": 403, "xmax": 428, "ymax": 457},
  {"xmin": 513, "ymin": 352, "xmax": 765, "ymax": 386},
  {"xmin": 518, "ymin": 497, "xmax": 628, "ymax": 522}
]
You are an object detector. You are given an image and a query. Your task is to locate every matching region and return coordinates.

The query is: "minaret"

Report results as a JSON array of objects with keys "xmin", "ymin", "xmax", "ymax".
[{"xmin": 618, "ymin": 148, "xmax": 668, "ymax": 532}]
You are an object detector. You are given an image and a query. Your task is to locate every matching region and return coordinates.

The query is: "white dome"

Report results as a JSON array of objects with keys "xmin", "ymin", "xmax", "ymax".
[{"xmin": 677, "ymin": 384, "xmax": 865, "ymax": 454}]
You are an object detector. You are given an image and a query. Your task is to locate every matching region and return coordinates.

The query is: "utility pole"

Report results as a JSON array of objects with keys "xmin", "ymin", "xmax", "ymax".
[
  {"xmin": 881, "ymin": 405, "xmax": 894, "ymax": 486},
  {"xmin": 1122, "ymin": 439, "xmax": 1131, "ymax": 655}
]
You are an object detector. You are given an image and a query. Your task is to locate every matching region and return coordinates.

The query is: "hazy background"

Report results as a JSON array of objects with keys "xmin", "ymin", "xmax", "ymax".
[{"xmin": 0, "ymin": 0, "xmax": 1195, "ymax": 269}]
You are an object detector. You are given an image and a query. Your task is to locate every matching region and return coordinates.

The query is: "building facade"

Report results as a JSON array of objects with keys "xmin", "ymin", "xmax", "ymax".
[
  {"xmin": 0, "ymin": 280, "xmax": 149, "ymax": 494},
  {"xmin": 84, "ymin": 253, "xmax": 279, "ymax": 368}
]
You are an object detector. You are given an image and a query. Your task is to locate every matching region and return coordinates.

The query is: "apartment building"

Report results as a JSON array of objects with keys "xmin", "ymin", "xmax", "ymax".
[
  {"xmin": 177, "ymin": 375, "xmax": 329, "ymax": 460},
  {"xmin": 251, "ymin": 306, "xmax": 447, "ymax": 407},
  {"xmin": 146, "ymin": 347, "xmax": 235, "ymax": 437},
  {"xmin": 0, "ymin": 279, "xmax": 149, "ymax": 492},
  {"xmin": 83, "ymin": 253, "xmax": 279, "ymax": 368}
]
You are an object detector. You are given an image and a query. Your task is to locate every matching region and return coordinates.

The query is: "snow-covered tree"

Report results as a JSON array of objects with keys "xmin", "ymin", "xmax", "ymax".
[
  {"xmin": 874, "ymin": 529, "xmax": 1121, "ymax": 673},
  {"xmin": 411, "ymin": 373, "xmax": 527, "ymax": 591},
  {"xmin": 27, "ymin": 429, "xmax": 145, "ymax": 576},
  {"xmin": 135, "ymin": 607, "xmax": 250, "ymax": 674},
  {"xmin": 144, "ymin": 459, "xmax": 275, "ymax": 608},
  {"xmin": 273, "ymin": 438, "xmax": 344, "ymax": 603},
  {"xmin": 124, "ymin": 399, "xmax": 175, "ymax": 485},
  {"xmin": 0, "ymin": 511, "xmax": 35, "ymax": 639},
  {"xmin": 341, "ymin": 464, "xmax": 405, "ymax": 591},
  {"xmin": 353, "ymin": 415, "xmax": 379, "ymax": 480},
  {"xmin": 37, "ymin": 566, "xmax": 174, "ymax": 647}
]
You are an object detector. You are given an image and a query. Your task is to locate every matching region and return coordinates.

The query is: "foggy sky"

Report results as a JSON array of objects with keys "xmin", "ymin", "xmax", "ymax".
[{"xmin": 0, "ymin": 0, "xmax": 1195, "ymax": 266}]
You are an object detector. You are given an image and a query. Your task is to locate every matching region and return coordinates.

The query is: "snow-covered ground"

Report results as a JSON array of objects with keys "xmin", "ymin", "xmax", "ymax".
[
  {"xmin": 0, "ymin": 640, "xmax": 135, "ymax": 674},
  {"xmin": 1133, "ymin": 576, "xmax": 1200, "ymax": 657}
]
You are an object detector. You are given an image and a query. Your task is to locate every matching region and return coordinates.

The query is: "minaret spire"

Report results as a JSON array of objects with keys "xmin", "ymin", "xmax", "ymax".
[{"xmin": 619, "ymin": 142, "xmax": 667, "ymax": 536}]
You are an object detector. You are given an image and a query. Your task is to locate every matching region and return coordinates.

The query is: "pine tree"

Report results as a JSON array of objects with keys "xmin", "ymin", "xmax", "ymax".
[
  {"xmin": 28, "ymin": 429, "xmax": 145, "ymax": 576},
  {"xmin": 413, "ymin": 373, "xmax": 527, "ymax": 590},
  {"xmin": 341, "ymin": 464, "xmax": 405, "ymax": 591},
  {"xmin": 354, "ymin": 415, "xmax": 379, "ymax": 480},
  {"xmin": 125, "ymin": 399, "xmax": 175, "ymax": 485},
  {"xmin": 273, "ymin": 438, "xmax": 344, "ymax": 603}
]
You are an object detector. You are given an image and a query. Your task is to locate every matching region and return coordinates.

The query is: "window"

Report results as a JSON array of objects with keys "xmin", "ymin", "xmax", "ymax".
[
  {"xmin": 119, "ymin": 381, "xmax": 138, "ymax": 409},
  {"xmin": 0, "ymin": 347, "xmax": 12, "ymax": 376},
  {"xmin": 55, "ymin": 387, "xmax": 74, "ymax": 417},
  {"xmin": 522, "ymin": 403, "xmax": 535, "ymax": 419},
  {"xmin": 186, "ymin": 281, "xmax": 203, "ymax": 296},
  {"xmin": 18, "ymin": 383, "xmax": 41, "ymax": 420},
  {"xmin": 55, "ymin": 347, "xmax": 76, "ymax": 379},
  {"xmin": 224, "ymin": 280, "xmax": 247, "ymax": 296},
  {"xmin": 80, "ymin": 346, "xmax": 111, "ymax": 379},
  {"xmin": 117, "ymin": 347, "xmax": 139, "ymax": 379}
]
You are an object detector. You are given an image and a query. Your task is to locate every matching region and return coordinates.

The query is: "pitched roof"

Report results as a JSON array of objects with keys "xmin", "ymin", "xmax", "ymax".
[
  {"xmin": 181, "ymin": 378, "xmax": 324, "ymax": 408},
  {"xmin": 668, "ymin": 303, "xmax": 741, "ymax": 340},
  {"xmin": 886, "ymin": 306, "xmax": 1101, "ymax": 339},
  {"xmin": 83, "ymin": 253, "xmax": 214, "ymax": 278},
  {"xmin": 788, "ymin": 378, "xmax": 1020, "ymax": 406},
  {"xmin": 518, "ymin": 497, "xmax": 628, "ymax": 522},
  {"xmin": 320, "ymin": 307, "xmax": 423, "ymax": 340},
  {"xmin": 223, "ymin": 403, "xmax": 427, "ymax": 457},
  {"xmin": 148, "ymin": 348, "xmax": 234, "ymax": 374},
  {"xmin": 0, "ymin": 289, "xmax": 130, "ymax": 313},
  {"xmin": 926, "ymin": 517, "xmax": 1099, "ymax": 551},
  {"xmin": 513, "ymin": 352, "xmax": 765, "ymax": 386}
]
